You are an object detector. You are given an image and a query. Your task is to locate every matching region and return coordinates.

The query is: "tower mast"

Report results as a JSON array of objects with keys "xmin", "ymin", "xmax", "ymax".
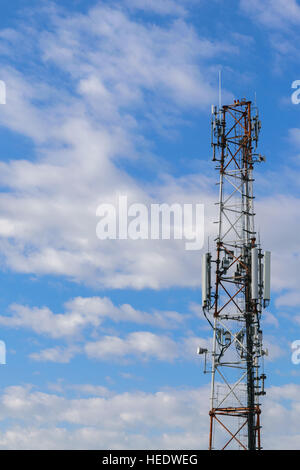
[{"xmin": 201, "ymin": 99, "xmax": 271, "ymax": 450}]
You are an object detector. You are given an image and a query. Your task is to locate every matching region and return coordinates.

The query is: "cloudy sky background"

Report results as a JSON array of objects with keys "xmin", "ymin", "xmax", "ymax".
[{"xmin": 0, "ymin": 0, "xmax": 299, "ymax": 449}]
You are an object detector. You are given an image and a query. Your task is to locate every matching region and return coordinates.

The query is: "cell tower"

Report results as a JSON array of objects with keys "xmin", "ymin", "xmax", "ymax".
[{"xmin": 200, "ymin": 99, "xmax": 271, "ymax": 450}]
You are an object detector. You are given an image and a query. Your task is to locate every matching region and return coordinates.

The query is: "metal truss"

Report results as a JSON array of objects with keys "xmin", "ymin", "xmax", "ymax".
[{"xmin": 201, "ymin": 99, "xmax": 270, "ymax": 450}]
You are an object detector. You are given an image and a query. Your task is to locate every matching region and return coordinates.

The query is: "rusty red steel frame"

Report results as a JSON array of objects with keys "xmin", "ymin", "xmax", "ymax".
[{"xmin": 202, "ymin": 99, "xmax": 269, "ymax": 450}]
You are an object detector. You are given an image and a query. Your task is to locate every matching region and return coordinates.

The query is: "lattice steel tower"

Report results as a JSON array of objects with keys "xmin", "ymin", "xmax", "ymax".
[{"xmin": 200, "ymin": 99, "xmax": 271, "ymax": 450}]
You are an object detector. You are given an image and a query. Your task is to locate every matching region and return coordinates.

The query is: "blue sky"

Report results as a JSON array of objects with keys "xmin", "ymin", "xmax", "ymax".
[{"xmin": 0, "ymin": 0, "xmax": 298, "ymax": 449}]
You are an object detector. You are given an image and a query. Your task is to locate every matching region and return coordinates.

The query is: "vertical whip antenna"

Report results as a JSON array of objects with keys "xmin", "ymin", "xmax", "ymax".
[{"xmin": 218, "ymin": 70, "xmax": 222, "ymax": 109}]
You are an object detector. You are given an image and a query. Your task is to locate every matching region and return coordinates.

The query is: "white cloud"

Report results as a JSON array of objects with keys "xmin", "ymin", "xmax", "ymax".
[
  {"xmin": 240, "ymin": 0, "xmax": 300, "ymax": 29},
  {"xmin": 124, "ymin": 0, "xmax": 188, "ymax": 16},
  {"xmin": 276, "ymin": 291, "xmax": 300, "ymax": 308},
  {"xmin": 239, "ymin": 0, "xmax": 300, "ymax": 63},
  {"xmin": 0, "ymin": 295, "xmax": 211, "ymax": 364},
  {"xmin": 0, "ymin": 383, "xmax": 298, "ymax": 449},
  {"xmin": 0, "ymin": 0, "xmax": 296, "ymax": 299},
  {"xmin": 264, "ymin": 335, "xmax": 286, "ymax": 362},
  {"xmin": 84, "ymin": 331, "xmax": 179, "ymax": 362},
  {"xmin": 84, "ymin": 332, "xmax": 211, "ymax": 363},
  {"xmin": 29, "ymin": 346, "xmax": 80, "ymax": 363},
  {"xmin": 0, "ymin": 383, "xmax": 210, "ymax": 449},
  {"xmin": 27, "ymin": 332, "xmax": 210, "ymax": 364},
  {"xmin": 0, "ymin": 303, "xmax": 100, "ymax": 339},
  {"xmin": 262, "ymin": 383, "xmax": 300, "ymax": 449},
  {"xmin": 64, "ymin": 296, "xmax": 186, "ymax": 329},
  {"xmin": 255, "ymin": 196, "xmax": 300, "ymax": 293},
  {"xmin": 46, "ymin": 381, "xmax": 111, "ymax": 397},
  {"xmin": 0, "ymin": 296, "xmax": 186, "ymax": 339},
  {"xmin": 0, "ymin": 2, "xmax": 234, "ymax": 289},
  {"xmin": 263, "ymin": 311, "xmax": 279, "ymax": 328},
  {"xmin": 66, "ymin": 384, "xmax": 111, "ymax": 397}
]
